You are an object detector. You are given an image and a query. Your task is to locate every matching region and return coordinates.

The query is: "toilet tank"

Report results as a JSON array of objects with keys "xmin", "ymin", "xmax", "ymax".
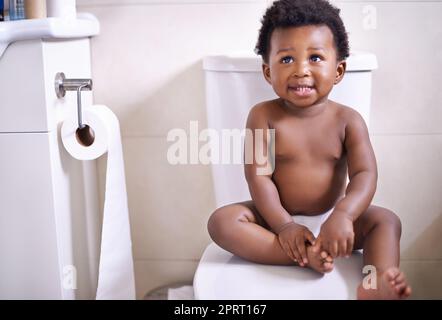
[{"xmin": 203, "ymin": 51, "xmax": 378, "ymax": 208}]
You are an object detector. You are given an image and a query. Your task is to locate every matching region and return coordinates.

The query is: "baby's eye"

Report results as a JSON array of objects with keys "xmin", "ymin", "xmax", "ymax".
[
  {"xmin": 310, "ymin": 55, "xmax": 322, "ymax": 62},
  {"xmin": 281, "ymin": 56, "xmax": 294, "ymax": 64}
]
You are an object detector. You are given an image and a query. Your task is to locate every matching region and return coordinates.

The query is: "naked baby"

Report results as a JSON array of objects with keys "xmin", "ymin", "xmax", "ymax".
[{"xmin": 208, "ymin": 0, "xmax": 412, "ymax": 299}]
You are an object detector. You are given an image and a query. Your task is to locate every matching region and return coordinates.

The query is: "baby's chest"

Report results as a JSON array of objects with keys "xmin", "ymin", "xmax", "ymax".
[{"xmin": 273, "ymin": 124, "xmax": 345, "ymax": 162}]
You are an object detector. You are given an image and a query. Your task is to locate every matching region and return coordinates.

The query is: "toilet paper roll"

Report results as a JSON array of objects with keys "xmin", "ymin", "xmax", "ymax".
[{"xmin": 61, "ymin": 105, "xmax": 135, "ymax": 300}]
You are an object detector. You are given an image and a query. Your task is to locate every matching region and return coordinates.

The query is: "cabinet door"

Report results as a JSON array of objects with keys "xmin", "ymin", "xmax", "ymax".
[{"xmin": 0, "ymin": 132, "xmax": 62, "ymax": 299}]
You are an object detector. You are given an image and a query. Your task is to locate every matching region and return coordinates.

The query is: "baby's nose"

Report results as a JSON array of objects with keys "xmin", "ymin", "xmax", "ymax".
[{"xmin": 292, "ymin": 62, "xmax": 310, "ymax": 77}]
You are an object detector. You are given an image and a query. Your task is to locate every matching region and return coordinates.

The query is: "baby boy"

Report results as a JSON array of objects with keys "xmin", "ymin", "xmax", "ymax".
[{"xmin": 208, "ymin": 0, "xmax": 411, "ymax": 299}]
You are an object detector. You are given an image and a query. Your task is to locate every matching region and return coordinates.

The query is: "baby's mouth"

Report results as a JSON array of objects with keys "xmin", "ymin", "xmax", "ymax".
[{"xmin": 288, "ymin": 85, "xmax": 315, "ymax": 96}]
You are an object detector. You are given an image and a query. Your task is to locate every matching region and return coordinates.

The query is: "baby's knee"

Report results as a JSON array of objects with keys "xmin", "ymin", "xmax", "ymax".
[
  {"xmin": 374, "ymin": 208, "xmax": 402, "ymax": 235},
  {"xmin": 207, "ymin": 207, "xmax": 232, "ymax": 242},
  {"xmin": 387, "ymin": 210, "xmax": 402, "ymax": 235},
  {"xmin": 207, "ymin": 205, "xmax": 252, "ymax": 243}
]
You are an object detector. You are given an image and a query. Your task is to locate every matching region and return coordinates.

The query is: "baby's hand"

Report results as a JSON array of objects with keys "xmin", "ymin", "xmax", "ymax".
[
  {"xmin": 316, "ymin": 212, "xmax": 354, "ymax": 258},
  {"xmin": 276, "ymin": 222, "xmax": 315, "ymax": 267}
]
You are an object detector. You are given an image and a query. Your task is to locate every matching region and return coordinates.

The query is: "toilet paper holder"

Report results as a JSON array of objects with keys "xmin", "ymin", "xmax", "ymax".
[
  {"xmin": 55, "ymin": 72, "xmax": 93, "ymax": 130},
  {"xmin": 55, "ymin": 72, "xmax": 95, "ymax": 146}
]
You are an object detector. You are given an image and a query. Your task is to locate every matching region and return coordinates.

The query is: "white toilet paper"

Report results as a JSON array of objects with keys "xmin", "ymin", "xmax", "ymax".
[{"xmin": 61, "ymin": 105, "xmax": 135, "ymax": 300}]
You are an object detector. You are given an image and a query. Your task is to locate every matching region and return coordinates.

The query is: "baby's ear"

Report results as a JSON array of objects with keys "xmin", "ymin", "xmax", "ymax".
[
  {"xmin": 262, "ymin": 63, "xmax": 272, "ymax": 84},
  {"xmin": 334, "ymin": 60, "xmax": 347, "ymax": 85}
]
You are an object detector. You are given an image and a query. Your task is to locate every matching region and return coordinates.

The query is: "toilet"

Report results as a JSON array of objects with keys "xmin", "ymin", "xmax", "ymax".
[{"xmin": 194, "ymin": 52, "xmax": 378, "ymax": 299}]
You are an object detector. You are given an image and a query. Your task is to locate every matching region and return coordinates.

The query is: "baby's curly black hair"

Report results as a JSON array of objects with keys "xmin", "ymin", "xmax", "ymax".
[{"xmin": 255, "ymin": 0, "xmax": 350, "ymax": 62}]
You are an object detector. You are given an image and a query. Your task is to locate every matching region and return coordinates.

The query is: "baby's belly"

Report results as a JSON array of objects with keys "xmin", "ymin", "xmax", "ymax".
[{"xmin": 272, "ymin": 161, "xmax": 347, "ymax": 215}]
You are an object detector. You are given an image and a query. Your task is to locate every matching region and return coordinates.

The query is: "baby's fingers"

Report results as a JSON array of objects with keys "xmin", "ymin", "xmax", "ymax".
[
  {"xmin": 312, "ymin": 235, "xmax": 322, "ymax": 253},
  {"xmin": 330, "ymin": 241, "xmax": 339, "ymax": 258},
  {"xmin": 278, "ymin": 238, "xmax": 295, "ymax": 260},
  {"xmin": 304, "ymin": 230, "xmax": 316, "ymax": 246},
  {"xmin": 295, "ymin": 237, "xmax": 308, "ymax": 266},
  {"xmin": 338, "ymin": 240, "xmax": 347, "ymax": 258},
  {"xmin": 289, "ymin": 242, "xmax": 303, "ymax": 266},
  {"xmin": 346, "ymin": 237, "xmax": 354, "ymax": 257},
  {"xmin": 280, "ymin": 241, "xmax": 296, "ymax": 262}
]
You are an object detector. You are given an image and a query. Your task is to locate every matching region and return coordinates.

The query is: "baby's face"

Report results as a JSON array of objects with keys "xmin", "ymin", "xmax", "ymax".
[{"xmin": 263, "ymin": 25, "xmax": 346, "ymax": 110}]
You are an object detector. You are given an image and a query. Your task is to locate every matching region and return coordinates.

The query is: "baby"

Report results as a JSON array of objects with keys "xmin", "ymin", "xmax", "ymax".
[{"xmin": 208, "ymin": 0, "xmax": 411, "ymax": 299}]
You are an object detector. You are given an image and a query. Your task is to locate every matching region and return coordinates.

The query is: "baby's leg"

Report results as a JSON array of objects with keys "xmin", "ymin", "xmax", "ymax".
[
  {"xmin": 208, "ymin": 201, "xmax": 333, "ymax": 272},
  {"xmin": 353, "ymin": 205, "xmax": 412, "ymax": 299},
  {"xmin": 208, "ymin": 201, "xmax": 294, "ymax": 265}
]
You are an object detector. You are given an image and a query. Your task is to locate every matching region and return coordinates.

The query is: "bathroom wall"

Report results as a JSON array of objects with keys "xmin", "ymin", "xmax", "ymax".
[{"xmin": 77, "ymin": 0, "xmax": 442, "ymax": 299}]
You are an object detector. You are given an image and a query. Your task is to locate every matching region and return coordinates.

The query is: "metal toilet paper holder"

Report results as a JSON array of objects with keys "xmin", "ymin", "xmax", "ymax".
[
  {"xmin": 55, "ymin": 72, "xmax": 93, "ymax": 129},
  {"xmin": 55, "ymin": 72, "xmax": 95, "ymax": 146}
]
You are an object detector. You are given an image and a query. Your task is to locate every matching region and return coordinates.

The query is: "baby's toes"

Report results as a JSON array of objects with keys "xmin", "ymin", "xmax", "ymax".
[
  {"xmin": 393, "ymin": 272, "xmax": 411, "ymax": 297},
  {"xmin": 394, "ymin": 281, "xmax": 407, "ymax": 294},
  {"xmin": 402, "ymin": 286, "xmax": 412, "ymax": 298},
  {"xmin": 397, "ymin": 284, "xmax": 412, "ymax": 298},
  {"xmin": 385, "ymin": 267, "xmax": 401, "ymax": 283},
  {"xmin": 392, "ymin": 271, "xmax": 405, "ymax": 285},
  {"xmin": 320, "ymin": 251, "xmax": 333, "ymax": 263},
  {"xmin": 322, "ymin": 261, "xmax": 334, "ymax": 273}
]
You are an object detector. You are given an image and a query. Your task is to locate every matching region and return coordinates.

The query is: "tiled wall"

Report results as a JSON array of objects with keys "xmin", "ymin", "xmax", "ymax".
[{"xmin": 77, "ymin": 0, "xmax": 442, "ymax": 299}]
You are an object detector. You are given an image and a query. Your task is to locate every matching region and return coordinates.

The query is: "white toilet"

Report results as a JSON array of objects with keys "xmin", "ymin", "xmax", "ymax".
[{"xmin": 194, "ymin": 52, "xmax": 378, "ymax": 300}]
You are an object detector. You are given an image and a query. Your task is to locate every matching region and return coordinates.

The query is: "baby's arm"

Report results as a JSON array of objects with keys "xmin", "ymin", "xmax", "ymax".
[
  {"xmin": 335, "ymin": 110, "xmax": 377, "ymax": 220},
  {"xmin": 318, "ymin": 109, "xmax": 377, "ymax": 257},
  {"xmin": 244, "ymin": 105, "xmax": 291, "ymax": 230},
  {"xmin": 244, "ymin": 104, "xmax": 315, "ymax": 265}
]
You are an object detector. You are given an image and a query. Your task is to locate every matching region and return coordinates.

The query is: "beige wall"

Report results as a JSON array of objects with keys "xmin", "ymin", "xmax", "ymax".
[{"xmin": 77, "ymin": 0, "xmax": 442, "ymax": 299}]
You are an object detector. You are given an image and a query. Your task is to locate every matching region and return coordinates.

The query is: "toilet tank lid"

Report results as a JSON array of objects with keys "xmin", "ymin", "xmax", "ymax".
[{"xmin": 203, "ymin": 51, "xmax": 378, "ymax": 72}]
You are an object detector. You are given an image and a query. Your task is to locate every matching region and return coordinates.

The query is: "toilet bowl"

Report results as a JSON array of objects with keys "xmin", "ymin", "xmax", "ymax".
[
  {"xmin": 194, "ymin": 243, "xmax": 363, "ymax": 300},
  {"xmin": 195, "ymin": 52, "xmax": 378, "ymax": 300}
]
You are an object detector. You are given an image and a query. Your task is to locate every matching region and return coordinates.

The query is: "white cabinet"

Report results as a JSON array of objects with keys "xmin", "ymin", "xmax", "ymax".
[{"xmin": 0, "ymin": 38, "xmax": 100, "ymax": 299}]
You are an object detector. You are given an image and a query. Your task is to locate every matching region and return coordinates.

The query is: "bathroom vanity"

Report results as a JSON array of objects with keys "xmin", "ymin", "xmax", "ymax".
[{"xmin": 0, "ymin": 15, "xmax": 101, "ymax": 299}]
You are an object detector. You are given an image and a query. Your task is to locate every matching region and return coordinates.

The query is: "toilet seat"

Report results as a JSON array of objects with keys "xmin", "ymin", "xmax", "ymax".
[{"xmin": 194, "ymin": 242, "xmax": 363, "ymax": 300}]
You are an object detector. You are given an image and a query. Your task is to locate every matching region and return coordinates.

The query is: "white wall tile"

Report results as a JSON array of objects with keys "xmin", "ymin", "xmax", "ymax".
[
  {"xmin": 134, "ymin": 259, "xmax": 198, "ymax": 299},
  {"xmin": 371, "ymin": 134, "xmax": 442, "ymax": 260},
  {"xmin": 336, "ymin": 1, "xmax": 442, "ymax": 134},
  {"xmin": 400, "ymin": 260, "xmax": 442, "ymax": 299},
  {"xmin": 122, "ymin": 136, "xmax": 216, "ymax": 260},
  {"xmin": 85, "ymin": 3, "xmax": 268, "ymax": 136}
]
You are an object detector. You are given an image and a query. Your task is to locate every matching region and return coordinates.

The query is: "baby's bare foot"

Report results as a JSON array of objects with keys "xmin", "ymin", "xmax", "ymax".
[
  {"xmin": 305, "ymin": 245, "xmax": 334, "ymax": 274},
  {"xmin": 357, "ymin": 267, "xmax": 412, "ymax": 300}
]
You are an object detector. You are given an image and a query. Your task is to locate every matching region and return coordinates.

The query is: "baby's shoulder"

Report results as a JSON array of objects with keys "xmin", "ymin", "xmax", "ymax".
[
  {"xmin": 250, "ymin": 99, "xmax": 278, "ymax": 113},
  {"xmin": 248, "ymin": 99, "xmax": 279, "ymax": 119},
  {"xmin": 246, "ymin": 99, "xmax": 280, "ymax": 128},
  {"xmin": 331, "ymin": 101, "xmax": 366, "ymax": 127}
]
